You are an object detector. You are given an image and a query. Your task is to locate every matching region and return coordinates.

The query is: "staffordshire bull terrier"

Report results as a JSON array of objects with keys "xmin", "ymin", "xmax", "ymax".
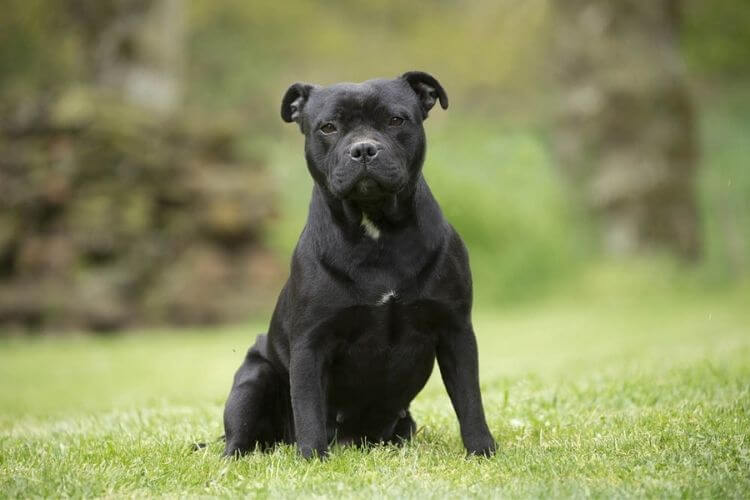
[{"xmin": 223, "ymin": 71, "xmax": 496, "ymax": 459}]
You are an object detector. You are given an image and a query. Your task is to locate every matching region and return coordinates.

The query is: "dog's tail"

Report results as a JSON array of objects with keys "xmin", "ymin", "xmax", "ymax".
[{"xmin": 191, "ymin": 434, "xmax": 225, "ymax": 452}]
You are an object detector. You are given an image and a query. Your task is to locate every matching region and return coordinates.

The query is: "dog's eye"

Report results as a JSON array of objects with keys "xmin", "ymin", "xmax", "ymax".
[
  {"xmin": 389, "ymin": 116, "xmax": 405, "ymax": 127},
  {"xmin": 320, "ymin": 123, "xmax": 337, "ymax": 134}
]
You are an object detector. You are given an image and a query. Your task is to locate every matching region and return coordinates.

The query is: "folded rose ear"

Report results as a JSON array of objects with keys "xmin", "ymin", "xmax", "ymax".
[
  {"xmin": 400, "ymin": 71, "xmax": 448, "ymax": 119},
  {"xmin": 281, "ymin": 83, "xmax": 315, "ymax": 131}
]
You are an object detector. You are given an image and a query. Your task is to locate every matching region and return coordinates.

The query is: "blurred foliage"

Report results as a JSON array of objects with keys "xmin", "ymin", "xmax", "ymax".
[
  {"xmin": 421, "ymin": 121, "xmax": 585, "ymax": 303},
  {"xmin": 683, "ymin": 0, "xmax": 750, "ymax": 79},
  {"xmin": 697, "ymin": 86, "xmax": 750, "ymax": 281},
  {"xmin": 0, "ymin": 90, "xmax": 280, "ymax": 332},
  {"xmin": 0, "ymin": 1, "xmax": 281, "ymax": 332},
  {"xmin": 186, "ymin": 0, "xmax": 552, "ymax": 129},
  {"xmin": 1, "ymin": 0, "xmax": 749, "ymax": 328},
  {"xmin": 0, "ymin": 2, "xmax": 74, "ymax": 96},
  {"xmin": 4, "ymin": 0, "xmax": 747, "ymax": 117}
]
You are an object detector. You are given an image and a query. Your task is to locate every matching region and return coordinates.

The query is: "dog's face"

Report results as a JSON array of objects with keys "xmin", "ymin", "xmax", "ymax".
[{"xmin": 281, "ymin": 72, "xmax": 448, "ymax": 202}]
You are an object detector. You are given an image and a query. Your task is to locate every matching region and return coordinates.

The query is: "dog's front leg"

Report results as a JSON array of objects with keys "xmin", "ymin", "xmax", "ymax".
[
  {"xmin": 289, "ymin": 344, "xmax": 329, "ymax": 459},
  {"xmin": 437, "ymin": 323, "xmax": 496, "ymax": 457}
]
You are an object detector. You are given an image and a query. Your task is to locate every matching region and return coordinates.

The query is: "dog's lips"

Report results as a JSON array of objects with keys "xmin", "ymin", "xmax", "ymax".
[
  {"xmin": 346, "ymin": 176, "xmax": 403, "ymax": 202},
  {"xmin": 329, "ymin": 158, "xmax": 407, "ymax": 201},
  {"xmin": 354, "ymin": 178, "xmax": 383, "ymax": 198}
]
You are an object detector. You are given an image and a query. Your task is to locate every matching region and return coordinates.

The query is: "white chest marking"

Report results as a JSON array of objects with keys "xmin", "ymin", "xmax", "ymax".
[
  {"xmin": 361, "ymin": 213, "xmax": 381, "ymax": 240},
  {"xmin": 377, "ymin": 290, "xmax": 397, "ymax": 306}
]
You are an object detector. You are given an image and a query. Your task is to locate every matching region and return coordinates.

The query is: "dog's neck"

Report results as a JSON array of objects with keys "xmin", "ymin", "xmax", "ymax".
[
  {"xmin": 309, "ymin": 174, "xmax": 443, "ymax": 243},
  {"xmin": 349, "ymin": 192, "xmax": 408, "ymax": 223}
]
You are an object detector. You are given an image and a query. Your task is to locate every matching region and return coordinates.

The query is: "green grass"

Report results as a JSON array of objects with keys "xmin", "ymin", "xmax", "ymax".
[{"xmin": 2, "ymin": 282, "xmax": 749, "ymax": 498}]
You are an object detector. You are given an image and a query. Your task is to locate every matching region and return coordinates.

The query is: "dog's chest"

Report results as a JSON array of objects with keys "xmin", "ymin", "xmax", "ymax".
[
  {"xmin": 347, "ymin": 242, "xmax": 435, "ymax": 308},
  {"xmin": 333, "ymin": 290, "xmax": 440, "ymax": 380},
  {"xmin": 330, "ymin": 303, "xmax": 437, "ymax": 405}
]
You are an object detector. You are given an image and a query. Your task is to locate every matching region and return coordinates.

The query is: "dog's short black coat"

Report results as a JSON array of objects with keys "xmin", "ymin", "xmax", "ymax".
[{"xmin": 223, "ymin": 71, "xmax": 496, "ymax": 459}]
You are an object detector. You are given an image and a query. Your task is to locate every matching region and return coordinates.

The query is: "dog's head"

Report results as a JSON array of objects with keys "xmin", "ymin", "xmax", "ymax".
[{"xmin": 281, "ymin": 71, "xmax": 448, "ymax": 203}]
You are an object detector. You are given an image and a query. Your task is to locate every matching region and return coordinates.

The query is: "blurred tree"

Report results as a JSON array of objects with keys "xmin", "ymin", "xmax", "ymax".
[
  {"xmin": 66, "ymin": 0, "xmax": 185, "ymax": 114},
  {"xmin": 552, "ymin": 0, "xmax": 701, "ymax": 259},
  {"xmin": 0, "ymin": 0, "xmax": 279, "ymax": 333}
]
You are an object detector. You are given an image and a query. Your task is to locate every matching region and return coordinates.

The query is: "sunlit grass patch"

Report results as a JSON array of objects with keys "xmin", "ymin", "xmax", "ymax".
[{"xmin": 2, "ymin": 291, "xmax": 749, "ymax": 497}]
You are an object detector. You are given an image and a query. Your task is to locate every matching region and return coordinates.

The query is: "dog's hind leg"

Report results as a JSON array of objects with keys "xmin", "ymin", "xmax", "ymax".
[
  {"xmin": 223, "ymin": 335, "xmax": 288, "ymax": 457},
  {"xmin": 387, "ymin": 409, "xmax": 417, "ymax": 445}
]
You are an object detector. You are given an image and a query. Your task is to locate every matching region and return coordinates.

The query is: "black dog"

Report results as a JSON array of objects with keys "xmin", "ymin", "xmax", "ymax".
[{"xmin": 223, "ymin": 71, "xmax": 495, "ymax": 459}]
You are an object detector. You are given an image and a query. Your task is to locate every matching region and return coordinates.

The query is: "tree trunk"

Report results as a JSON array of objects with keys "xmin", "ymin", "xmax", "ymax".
[{"xmin": 552, "ymin": 0, "xmax": 701, "ymax": 259}]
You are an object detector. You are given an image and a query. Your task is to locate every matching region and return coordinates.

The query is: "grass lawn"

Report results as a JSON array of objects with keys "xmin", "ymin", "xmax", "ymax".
[{"xmin": 1, "ymin": 287, "xmax": 749, "ymax": 498}]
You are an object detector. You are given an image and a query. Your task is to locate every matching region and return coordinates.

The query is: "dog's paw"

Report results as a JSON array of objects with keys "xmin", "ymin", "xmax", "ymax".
[
  {"xmin": 465, "ymin": 437, "xmax": 497, "ymax": 458},
  {"xmin": 299, "ymin": 445, "xmax": 330, "ymax": 461}
]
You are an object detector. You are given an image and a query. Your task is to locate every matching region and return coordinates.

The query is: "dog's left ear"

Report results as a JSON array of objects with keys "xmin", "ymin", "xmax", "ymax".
[
  {"xmin": 281, "ymin": 83, "xmax": 315, "ymax": 132},
  {"xmin": 401, "ymin": 71, "xmax": 449, "ymax": 119}
]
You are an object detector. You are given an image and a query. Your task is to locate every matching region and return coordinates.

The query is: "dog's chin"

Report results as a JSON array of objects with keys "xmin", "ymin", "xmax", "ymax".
[
  {"xmin": 344, "ymin": 177, "xmax": 405, "ymax": 203},
  {"xmin": 328, "ymin": 178, "xmax": 385, "ymax": 201},
  {"xmin": 352, "ymin": 178, "xmax": 384, "ymax": 199}
]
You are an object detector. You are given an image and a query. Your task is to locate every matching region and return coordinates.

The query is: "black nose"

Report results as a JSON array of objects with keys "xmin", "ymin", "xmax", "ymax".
[{"xmin": 349, "ymin": 141, "xmax": 379, "ymax": 162}]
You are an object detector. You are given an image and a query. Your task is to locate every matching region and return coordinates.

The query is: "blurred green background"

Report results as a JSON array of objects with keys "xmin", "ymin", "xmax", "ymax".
[
  {"xmin": 2, "ymin": 1, "xmax": 750, "ymax": 496},
  {"xmin": 1, "ymin": 0, "xmax": 749, "ymax": 327}
]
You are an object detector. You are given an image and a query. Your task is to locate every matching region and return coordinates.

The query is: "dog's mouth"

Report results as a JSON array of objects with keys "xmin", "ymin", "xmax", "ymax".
[
  {"xmin": 349, "ymin": 178, "xmax": 385, "ymax": 200},
  {"xmin": 328, "ymin": 160, "xmax": 407, "ymax": 202}
]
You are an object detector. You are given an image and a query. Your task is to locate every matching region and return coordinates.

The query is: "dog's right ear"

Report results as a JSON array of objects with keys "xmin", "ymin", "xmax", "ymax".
[{"xmin": 281, "ymin": 83, "xmax": 314, "ymax": 132}]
